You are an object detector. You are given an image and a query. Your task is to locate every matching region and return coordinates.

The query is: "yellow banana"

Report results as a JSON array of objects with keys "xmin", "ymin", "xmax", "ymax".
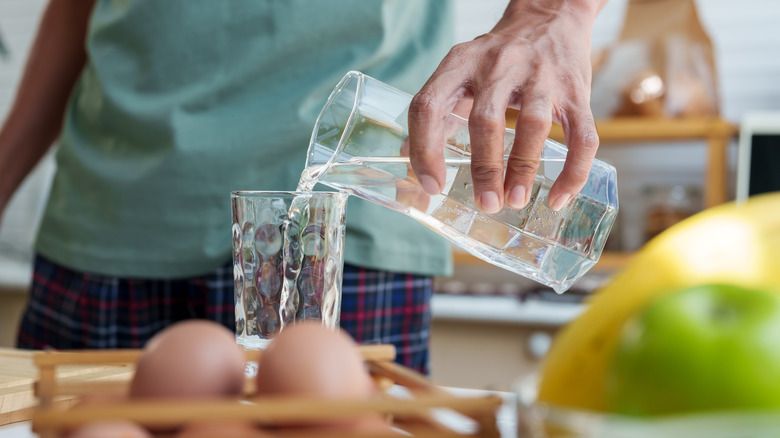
[{"xmin": 538, "ymin": 192, "xmax": 780, "ymax": 411}]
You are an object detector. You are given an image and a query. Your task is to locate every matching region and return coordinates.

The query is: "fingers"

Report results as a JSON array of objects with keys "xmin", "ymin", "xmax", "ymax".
[
  {"xmin": 408, "ymin": 69, "xmax": 464, "ymax": 197},
  {"xmin": 468, "ymin": 82, "xmax": 513, "ymax": 214},
  {"xmin": 549, "ymin": 108, "xmax": 599, "ymax": 211},
  {"xmin": 504, "ymin": 97, "xmax": 553, "ymax": 209},
  {"xmin": 398, "ymin": 138, "xmax": 432, "ymax": 212}
]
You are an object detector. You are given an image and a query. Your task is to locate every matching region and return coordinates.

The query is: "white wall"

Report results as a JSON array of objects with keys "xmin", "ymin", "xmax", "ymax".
[
  {"xmin": 0, "ymin": 0, "xmax": 46, "ymax": 121},
  {"xmin": 453, "ymin": 0, "xmax": 780, "ymax": 121}
]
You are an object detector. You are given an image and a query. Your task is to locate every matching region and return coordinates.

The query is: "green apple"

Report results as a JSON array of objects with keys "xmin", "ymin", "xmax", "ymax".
[{"xmin": 606, "ymin": 283, "xmax": 780, "ymax": 416}]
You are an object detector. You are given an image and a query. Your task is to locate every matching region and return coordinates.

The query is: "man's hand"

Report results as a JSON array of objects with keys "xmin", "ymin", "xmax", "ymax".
[{"xmin": 408, "ymin": 0, "xmax": 606, "ymax": 213}]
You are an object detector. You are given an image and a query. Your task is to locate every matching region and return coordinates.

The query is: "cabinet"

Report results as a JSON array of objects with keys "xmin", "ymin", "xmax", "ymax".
[{"xmin": 453, "ymin": 116, "xmax": 739, "ymax": 272}]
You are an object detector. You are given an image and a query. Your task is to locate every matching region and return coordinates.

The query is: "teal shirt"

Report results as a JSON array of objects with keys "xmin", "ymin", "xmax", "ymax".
[{"xmin": 36, "ymin": 0, "xmax": 455, "ymax": 279}]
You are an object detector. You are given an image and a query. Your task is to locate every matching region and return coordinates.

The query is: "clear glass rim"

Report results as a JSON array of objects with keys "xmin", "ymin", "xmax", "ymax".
[{"xmin": 230, "ymin": 190, "xmax": 348, "ymax": 199}]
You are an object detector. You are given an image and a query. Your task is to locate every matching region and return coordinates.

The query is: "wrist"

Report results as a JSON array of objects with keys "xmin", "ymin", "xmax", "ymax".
[{"xmin": 502, "ymin": 0, "xmax": 601, "ymax": 25}]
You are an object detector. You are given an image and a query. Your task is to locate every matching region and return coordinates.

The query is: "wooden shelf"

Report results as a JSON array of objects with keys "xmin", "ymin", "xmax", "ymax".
[
  {"xmin": 547, "ymin": 116, "xmax": 736, "ymax": 143},
  {"xmin": 452, "ymin": 116, "xmax": 739, "ymax": 274},
  {"xmin": 452, "ymin": 249, "xmax": 634, "ymax": 273},
  {"xmin": 544, "ymin": 116, "xmax": 738, "ymax": 208}
]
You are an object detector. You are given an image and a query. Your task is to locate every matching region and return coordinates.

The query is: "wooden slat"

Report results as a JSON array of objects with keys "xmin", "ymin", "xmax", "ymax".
[
  {"xmin": 34, "ymin": 350, "xmax": 141, "ymax": 367},
  {"xmin": 33, "ymin": 394, "xmax": 503, "ymax": 429},
  {"xmin": 51, "ymin": 379, "xmax": 130, "ymax": 397},
  {"xmin": 368, "ymin": 360, "xmax": 442, "ymax": 395},
  {"xmin": 705, "ymin": 132, "xmax": 730, "ymax": 207},
  {"xmin": 274, "ymin": 427, "xmax": 464, "ymax": 438},
  {"xmin": 36, "ymin": 343, "xmax": 395, "ymax": 368}
]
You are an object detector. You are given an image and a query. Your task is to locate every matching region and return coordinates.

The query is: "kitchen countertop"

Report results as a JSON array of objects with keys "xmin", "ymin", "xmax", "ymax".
[{"xmin": 431, "ymin": 293, "xmax": 584, "ymax": 327}]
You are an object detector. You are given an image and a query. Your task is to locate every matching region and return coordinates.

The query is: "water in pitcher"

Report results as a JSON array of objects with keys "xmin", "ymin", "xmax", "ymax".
[{"xmin": 299, "ymin": 126, "xmax": 617, "ymax": 293}]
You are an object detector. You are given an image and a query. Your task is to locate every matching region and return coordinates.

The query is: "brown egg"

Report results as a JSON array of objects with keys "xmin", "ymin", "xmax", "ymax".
[
  {"xmin": 129, "ymin": 319, "xmax": 245, "ymax": 399},
  {"xmin": 255, "ymin": 321, "xmax": 374, "ymax": 399},
  {"xmin": 67, "ymin": 420, "xmax": 151, "ymax": 438},
  {"xmin": 255, "ymin": 322, "xmax": 380, "ymax": 430},
  {"xmin": 177, "ymin": 421, "xmax": 274, "ymax": 438}
]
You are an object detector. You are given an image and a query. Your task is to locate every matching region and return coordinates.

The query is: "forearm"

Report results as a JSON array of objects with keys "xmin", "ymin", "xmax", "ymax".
[
  {"xmin": 0, "ymin": 0, "xmax": 95, "ymax": 206},
  {"xmin": 494, "ymin": 0, "xmax": 607, "ymax": 40}
]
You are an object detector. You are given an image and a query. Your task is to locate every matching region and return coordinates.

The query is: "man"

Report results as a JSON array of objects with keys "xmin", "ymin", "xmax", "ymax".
[{"xmin": 0, "ymin": 0, "xmax": 605, "ymax": 373}]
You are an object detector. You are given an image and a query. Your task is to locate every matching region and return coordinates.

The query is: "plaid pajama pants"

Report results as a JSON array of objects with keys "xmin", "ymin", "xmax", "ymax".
[{"xmin": 16, "ymin": 255, "xmax": 432, "ymax": 373}]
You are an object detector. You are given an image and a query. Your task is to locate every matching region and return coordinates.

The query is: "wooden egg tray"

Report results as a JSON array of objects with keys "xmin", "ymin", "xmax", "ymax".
[{"xmin": 32, "ymin": 345, "xmax": 502, "ymax": 437}]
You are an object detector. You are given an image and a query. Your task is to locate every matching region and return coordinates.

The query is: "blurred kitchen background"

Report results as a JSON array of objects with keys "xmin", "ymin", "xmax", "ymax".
[{"xmin": 1, "ymin": 0, "xmax": 779, "ymax": 390}]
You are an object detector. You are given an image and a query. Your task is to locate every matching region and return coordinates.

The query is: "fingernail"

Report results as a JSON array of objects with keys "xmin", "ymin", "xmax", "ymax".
[
  {"xmin": 480, "ymin": 191, "xmax": 501, "ymax": 214},
  {"xmin": 507, "ymin": 186, "xmax": 528, "ymax": 209},
  {"xmin": 419, "ymin": 175, "xmax": 440, "ymax": 195},
  {"xmin": 549, "ymin": 193, "xmax": 572, "ymax": 211}
]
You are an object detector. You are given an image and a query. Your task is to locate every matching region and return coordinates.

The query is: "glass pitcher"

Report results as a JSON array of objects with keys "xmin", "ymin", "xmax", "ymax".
[{"xmin": 301, "ymin": 71, "xmax": 618, "ymax": 293}]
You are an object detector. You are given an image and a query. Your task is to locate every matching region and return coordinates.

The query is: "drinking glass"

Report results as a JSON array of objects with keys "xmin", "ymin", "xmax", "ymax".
[{"xmin": 231, "ymin": 191, "xmax": 348, "ymax": 350}]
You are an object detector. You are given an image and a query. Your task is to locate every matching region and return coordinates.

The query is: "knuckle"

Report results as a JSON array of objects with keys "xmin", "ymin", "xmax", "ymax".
[
  {"xmin": 506, "ymin": 156, "xmax": 539, "ymax": 179},
  {"xmin": 446, "ymin": 42, "xmax": 471, "ymax": 60},
  {"xmin": 577, "ymin": 129, "xmax": 600, "ymax": 151},
  {"xmin": 571, "ymin": 117, "xmax": 599, "ymax": 152},
  {"xmin": 471, "ymin": 164, "xmax": 504, "ymax": 187},
  {"xmin": 409, "ymin": 91, "xmax": 439, "ymax": 122}
]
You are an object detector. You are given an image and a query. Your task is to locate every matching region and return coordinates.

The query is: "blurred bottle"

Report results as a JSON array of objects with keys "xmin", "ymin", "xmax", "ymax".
[{"xmin": 643, "ymin": 184, "xmax": 701, "ymax": 242}]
